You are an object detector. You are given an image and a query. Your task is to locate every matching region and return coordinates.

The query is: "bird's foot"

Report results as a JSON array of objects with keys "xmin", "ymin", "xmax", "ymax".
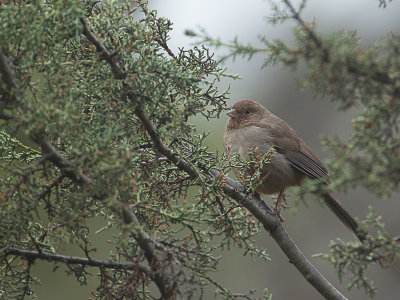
[
  {"xmin": 269, "ymin": 208, "xmax": 286, "ymax": 223},
  {"xmin": 274, "ymin": 191, "xmax": 288, "ymax": 211},
  {"xmin": 270, "ymin": 191, "xmax": 288, "ymax": 223}
]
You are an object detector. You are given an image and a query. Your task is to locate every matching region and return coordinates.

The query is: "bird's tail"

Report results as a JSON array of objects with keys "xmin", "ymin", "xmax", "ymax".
[{"xmin": 323, "ymin": 191, "xmax": 366, "ymax": 243}]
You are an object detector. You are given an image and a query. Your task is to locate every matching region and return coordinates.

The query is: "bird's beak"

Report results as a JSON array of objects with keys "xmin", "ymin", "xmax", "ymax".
[{"xmin": 226, "ymin": 108, "xmax": 239, "ymax": 119}]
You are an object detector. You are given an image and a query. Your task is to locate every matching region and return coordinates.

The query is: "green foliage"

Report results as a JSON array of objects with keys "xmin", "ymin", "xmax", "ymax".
[
  {"xmin": 0, "ymin": 1, "xmax": 262, "ymax": 299},
  {"xmin": 2, "ymin": 0, "xmax": 399, "ymax": 299},
  {"xmin": 0, "ymin": 130, "xmax": 41, "ymax": 164}
]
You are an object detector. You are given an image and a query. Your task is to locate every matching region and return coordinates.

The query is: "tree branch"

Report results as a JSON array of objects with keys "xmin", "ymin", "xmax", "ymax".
[
  {"xmin": 0, "ymin": 48, "xmax": 18, "ymax": 117},
  {"xmin": 134, "ymin": 107, "xmax": 198, "ymax": 179},
  {"xmin": 210, "ymin": 169, "xmax": 347, "ymax": 300},
  {"xmin": 31, "ymin": 135, "xmax": 93, "ymax": 187},
  {"xmin": 4, "ymin": 247, "xmax": 150, "ymax": 274},
  {"xmin": 80, "ymin": 20, "xmax": 181, "ymax": 299},
  {"xmin": 134, "ymin": 100, "xmax": 347, "ymax": 299},
  {"xmin": 4, "ymin": 155, "xmax": 48, "ymax": 198},
  {"xmin": 80, "ymin": 18, "xmax": 127, "ymax": 80},
  {"xmin": 122, "ymin": 208, "xmax": 180, "ymax": 299},
  {"xmin": 0, "ymin": 49, "xmax": 17, "ymax": 89},
  {"xmin": 0, "ymin": 46, "xmax": 92, "ymax": 189}
]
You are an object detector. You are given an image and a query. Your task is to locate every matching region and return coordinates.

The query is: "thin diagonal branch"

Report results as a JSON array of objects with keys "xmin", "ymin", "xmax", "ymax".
[
  {"xmin": 80, "ymin": 18, "xmax": 127, "ymax": 80},
  {"xmin": 282, "ymin": 0, "xmax": 324, "ymax": 49},
  {"xmin": 31, "ymin": 136, "xmax": 93, "ymax": 186},
  {"xmin": 210, "ymin": 169, "xmax": 347, "ymax": 300},
  {"xmin": 80, "ymin": 22, "xmax": 182, "ymax": 299},
  {"xmin": 154, "ymin": 37, "xmax": 178, "ymax": 61},
  {"xmin": 35, "ymin": 174, "xmax": 64, "ymax": 203},
  {"xmin": 134, "ymin": 107, "xmax": 198, "ymax": 179},
  {"xmin": 136, "ymin": 112, "xmax": 347, "ymax": 299}
]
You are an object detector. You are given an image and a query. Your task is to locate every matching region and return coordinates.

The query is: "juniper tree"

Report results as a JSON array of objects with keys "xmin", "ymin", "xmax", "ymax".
[{"xmin": 1, "ymin": 1, "xmax": 399, "ymax": 300}]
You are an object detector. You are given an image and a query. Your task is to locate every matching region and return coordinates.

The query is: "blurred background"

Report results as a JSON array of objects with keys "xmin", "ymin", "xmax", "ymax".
[{"xmin": 33, "ymin": 1, "xmax": 400, "ymax": 299}]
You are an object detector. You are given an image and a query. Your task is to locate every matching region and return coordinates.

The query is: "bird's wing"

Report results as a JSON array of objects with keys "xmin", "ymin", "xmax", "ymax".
[{"xmin": 254, "ymin": 119, "xmax": 328, "ymax": 181}]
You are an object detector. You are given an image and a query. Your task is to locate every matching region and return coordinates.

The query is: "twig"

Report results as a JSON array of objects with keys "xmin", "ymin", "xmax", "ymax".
[
  {"xmin": 0, "ymin": 47, "xmax": 91, "ymax": 189},
  {"xmin": 282, "ymin": 0, "xmax": 323, "ymax": 48},
  {"xmin": 154, "ymin": 37, "xmax": 178, "ymax": 61},
  {"xmin": 140, "ymin": 157, "xmax": 169, "ymax": 165},
  {"xmin": 35, "ymin": 174, "xmax": 65, "ymax": 204},
  {"xmin": 73, "ymin": 19, "xmax": 183, "ymax": 299},
  {"xmin": 0, "ymin": 49, "xmax": 18, "ymax": 115},
  {"xmin": 2, "ymin": 32, "xmax": 178, "ymax": 296}
]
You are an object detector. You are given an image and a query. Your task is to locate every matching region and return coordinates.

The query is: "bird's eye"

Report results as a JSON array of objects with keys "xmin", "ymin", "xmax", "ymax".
[{"xmin": 244, "ymin": 110, "xmax": 250, "ymax": 114}]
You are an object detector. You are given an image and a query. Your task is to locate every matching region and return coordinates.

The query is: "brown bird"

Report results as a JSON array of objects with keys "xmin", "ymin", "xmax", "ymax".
[{"xmin": 224, "ymin": 99, "xmax": 365, "ymax": 242}]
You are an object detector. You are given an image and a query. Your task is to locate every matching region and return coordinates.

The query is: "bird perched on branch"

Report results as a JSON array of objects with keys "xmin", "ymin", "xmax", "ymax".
[{"xmin": 223, "ymin": 99, "xmax": 365, "ymax": 242}]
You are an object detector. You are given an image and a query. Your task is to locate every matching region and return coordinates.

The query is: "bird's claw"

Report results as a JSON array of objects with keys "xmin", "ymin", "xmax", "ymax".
[
  {"xmin": 271, "ymin": 191, "xmax": 288, "ymax": 223},
  {"xmin": 269, "ymin": 208, "xmax": 287, "ymax": 223}
]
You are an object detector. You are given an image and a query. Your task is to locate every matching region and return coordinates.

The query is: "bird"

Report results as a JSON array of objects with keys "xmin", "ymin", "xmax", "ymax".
[{"xmin": 223, "ymin": 99, "xmax": 365, "ymax": 242}]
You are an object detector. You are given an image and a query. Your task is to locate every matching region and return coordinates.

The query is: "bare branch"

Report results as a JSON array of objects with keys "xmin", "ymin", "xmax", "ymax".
[{"xmin": 4, "ymin": 247, "xmax": 150, "ymax": 274}]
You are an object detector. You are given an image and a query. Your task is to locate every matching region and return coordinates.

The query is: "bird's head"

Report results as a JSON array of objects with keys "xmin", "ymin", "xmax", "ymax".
[{"xmin": 226, "ymin": 99, "xmax": 266, "ymax": 130}]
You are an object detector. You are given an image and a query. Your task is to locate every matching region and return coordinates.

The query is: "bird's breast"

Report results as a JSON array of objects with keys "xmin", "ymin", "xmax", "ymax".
[
  {"xmin": 223, "ymin": 126, "xmax": 304, "ymax": 194},
  {"xmin": 224, "ymin": 126, "xmax": 272, "ymax": 156}
]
